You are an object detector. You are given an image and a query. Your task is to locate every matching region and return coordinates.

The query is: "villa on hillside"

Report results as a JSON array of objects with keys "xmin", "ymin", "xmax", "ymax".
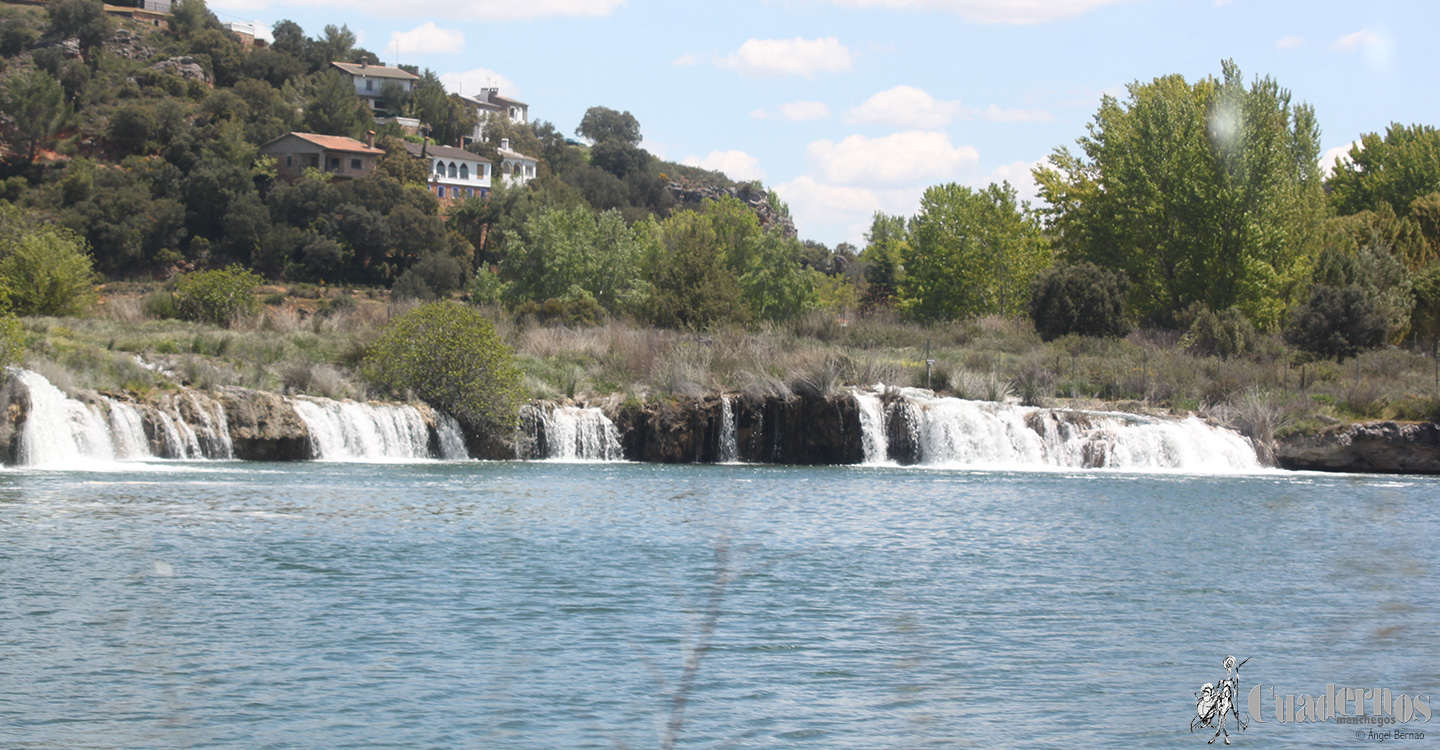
[
  {"xmin": 332, "ymin": 62, "xmax": 419, "ymax": 107},
  {"xmin": 258, "ymin": 132, "xmax": 385, "ymax": 181},
  {"xmin": 496, "ymin": 138, "xmax": 537, "ymax": 186},
  {"xmin": 459, "ymin": 87, "xmax": 529, "ymax": 144},
  {"xmin": 404, "ymin": 142, "xmax": 491, "ymax": 202}
]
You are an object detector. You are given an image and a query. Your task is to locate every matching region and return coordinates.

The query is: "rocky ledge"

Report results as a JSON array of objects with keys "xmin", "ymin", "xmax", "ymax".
[{"xmin": 1275, "ymin": 421, "xmax": 1440, "ymax": 475}]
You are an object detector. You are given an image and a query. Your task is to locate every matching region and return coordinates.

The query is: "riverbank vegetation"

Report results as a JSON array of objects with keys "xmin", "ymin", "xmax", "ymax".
[{"xmin": 2, "ymin": 1, "xmax": 1439, "ymax": 440}]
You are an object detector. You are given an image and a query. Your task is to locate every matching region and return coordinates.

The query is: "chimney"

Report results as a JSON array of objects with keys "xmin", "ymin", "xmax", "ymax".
[
  {"xmin": 500, "ymin": 138, "xmax": 510, "ymax": 151},
  {"xmin": 365, "ymin": 130, "xmax": 375, "ymax": 149}
]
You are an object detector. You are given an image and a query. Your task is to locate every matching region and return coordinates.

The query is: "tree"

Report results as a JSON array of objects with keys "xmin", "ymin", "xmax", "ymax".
[
  {"xmin": 46, "ymin": 0, "xmax": 114, "ymax": 52},
  {"xmin": 1028, "ymin": 261, "xmax": 1130, "ymax": 341},
  {"xmin": 1034, "ymin": 60, "xmax": 1326, "ymax": 329},
  {"xmin": 1284, "ymin": 284, "xmax": 1387, "ymax": 361},
  {"xmin": 362, "ymin": 301, "xmax": 523, "ymax": 432},
  {"xmin": 859, "ymin": 212, "xmax": 908, "ymax": 308},
  {"xmin": 303, "ymin": 70, "xmax": 369, "ymax": 138},
  {"xmin": 576, "ymin": 106, "xmax": 641, "ymax": 146},
  {"xmin": 4, "ymin": 69, "xmax": 68, "ymax": 161},
  {"xmin": 1328, "ymin": 123, "xmax": 1440, "ymax": 222},
  {"xmin": 1411, "ymin": 262, "xmax": 1440, "ymax": 351},
  {"xmin": 501, "ymin": 206, "xmax": 646, "ymax": 312},
  {"xmin": 107, "ymin": 103, "xmax": 157, "ymax": 155},
  {"xmin": 0, "ymin": 204, "xmax": 97, "ymax": 317},
  {"xmin": 901, "ymin": 181, "xmax": 1050, "ymax": 321},
  {"xmin": 642, "ymin": 209, "xmax": 747, "ymax": 328}
]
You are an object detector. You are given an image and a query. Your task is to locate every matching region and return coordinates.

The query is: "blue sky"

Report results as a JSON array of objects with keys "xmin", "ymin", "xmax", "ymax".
[{"xmin": 209, "ymin": 0, "xmax": 1438, "ymax": 247}]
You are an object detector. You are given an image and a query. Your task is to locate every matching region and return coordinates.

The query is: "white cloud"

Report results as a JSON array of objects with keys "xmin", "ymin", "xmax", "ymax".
[
  {"xmin": 1320, "ymin": 141, "xmax": 1358, "ymax": 178},
  {"xmin": 824, "ymin": 0, "xmax": 1126, "ymax": 24},
  {"xmin": 778, "ymin": 101, "xmax": 832, "ymax": 121},
  {"xmin": 972, "ymin": 159, "xmax": 1044, "ymax": 206},
  {"xmin": 718, "ymin": 37, "xmax": 853, "ymax": 78},
  {"xmin": 672, "ymin": 53, "xmax": 703, "ymax": 67},
  {"xmin": 774, "ymin": 176, "xmax": 926, "ymax": 245},
  {"xmin": 682, "ymin": 150, "xmax": 766, "ymax": 182},
  {"xmin": 221, "ymin": 0, "xmax": 623, "ymax": 20},
  {"xmin": 440, "ymin": 68, "xmax": 517, "ymax": 97},
  {"xmin": 389, "ymin": 22, "xmax": 464, "ymax": 56},
  {"xmin": 1330, "ymin": 28, "xmax": 1394, "ymax": 70},
  {"xmin": 981, "ymin": 104, "xmax": 1052, "ymax": 123},
  {"xmin": 1274, "ymin": 35, "xmax": 1304, "ymax": 50},
  {"xmin": 806, "ymin": 131, "xmax": 979, "ymax": 187},
  {"xmin": 846, "ymin": 85, "xmax": 968, "ymax": 128}
]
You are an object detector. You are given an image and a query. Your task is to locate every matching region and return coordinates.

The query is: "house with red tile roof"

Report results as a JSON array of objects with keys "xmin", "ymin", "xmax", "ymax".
[{"xmin": 258, "ymin": 132, "xmax": 386, "ymax": 181}]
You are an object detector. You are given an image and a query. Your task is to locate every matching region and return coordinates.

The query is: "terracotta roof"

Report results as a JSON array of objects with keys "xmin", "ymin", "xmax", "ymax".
[
  {"xmin": 261, "ymin": 132, "xmax": 385, "ymax": 155},
  {"xmin": 404, "ymin": 142, "xmax": 481, "ymax": 161},
  {"xmin": 330, "ymin": 62, "xmax": 420, "ymax": 81}
]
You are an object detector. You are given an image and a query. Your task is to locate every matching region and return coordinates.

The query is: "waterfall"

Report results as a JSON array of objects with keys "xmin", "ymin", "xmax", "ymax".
[
  {"xmin": 435, "ymin": 413, "xmax": 469, "ymax": 460},
  {"xmin": 290, "ymin": 397, "xmax": 436, "ymax": 461},
  {"xmin": 853, "ymin": 387, "xmax": 1260, "ymax": 472},
  {"xmin": 13, "ymin": 370, "xmax": 114, "ymax": 465},
  {"xmin": 520, "ymin": 404, "xmax": 623, "ymax": 461},
  {"xmin": 105, "ymin": 399, "xmax": 152, "ymax": 459},
  {"xmin": 718, "ymin": 396, "xmax": 739, "ymax": 463},
  {"xmin": 853, "ymin": 389, "xmax": 888, "ymax": 464}
]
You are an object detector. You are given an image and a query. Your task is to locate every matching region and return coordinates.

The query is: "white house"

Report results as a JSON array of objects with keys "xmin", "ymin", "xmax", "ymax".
[
  {"xmin": 459, "ymin": 88, "xmax": 529, "ymax": 144},
  {"xmin": 404, "ymin": 142, "xmax": 491, "ymax": 201},
  {"xmin": 497, "ymin": 138, "xmax": 537, "ymax": 186},
  {"xmin": 331, "ymin": 62, "xmax": 420, "ymax": 108}
]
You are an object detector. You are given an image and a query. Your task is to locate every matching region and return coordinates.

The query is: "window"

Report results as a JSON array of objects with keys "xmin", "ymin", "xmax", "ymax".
[
  {"xmin": 328, "ymin": 157, "xmax": 340, "ymax": 171},
  {"xmin": 448, "ymin": 162, "xmax": 457, "ymax": 179},
  {"xmin": 460, "ymin": 164, "xmax": 468, "ymax": 180},
  {"xmin": 435, "ymin": 161, "xmax": 445, "ymax": 176},
  {"xmin": 309, "ymin": 155, "xmax": 319, "ymax": 168},
  {"xmin": 350, "ymin": 158, "xmax": 362, "ymax": 170},
  {"xmin": 365, "ymin": 79, "xmax": 373, "ymax": 92},
  {"xmin": 285, "ymin": 156, "xmax": 292, "ymax": 167},
  {"xmin": 437, "ymin": 186, "xmax": 446, "ymax": 198}
]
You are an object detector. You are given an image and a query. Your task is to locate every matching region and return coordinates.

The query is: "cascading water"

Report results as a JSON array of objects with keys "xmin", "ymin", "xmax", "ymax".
[
  {"xmin": 435, "ymin": 413, "xmax": 469, "ymax": 460},
  {"xmin": 854, "ymin": 387, "xmax": 1260, "ymax": 472},
  {"xmin": 290, "ymin": 397, "xmax": 437, "ymax": 461},
  {"xmin": 520, "ymin": 404, "xmax": 624, "ymax": 461},
  {"xmin": 13, "ymin": 370, "xmax": 115, "ymax": 465},
  {"xmin": 718, "ymin": 396, "xmax": 739, "ymax": 463},
  {"xmin": 104, "ymin": 399, "xmax": 152, "ymax": 459},
  {"xmin": 852, "ymin": 389, "xmax": 888, "ymax": 465}
]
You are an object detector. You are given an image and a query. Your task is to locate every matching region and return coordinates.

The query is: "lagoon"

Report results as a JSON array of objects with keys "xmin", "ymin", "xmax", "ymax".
[{"xmin": 1, "ymin": 460, "xmax": 1436, "ymax": 748}]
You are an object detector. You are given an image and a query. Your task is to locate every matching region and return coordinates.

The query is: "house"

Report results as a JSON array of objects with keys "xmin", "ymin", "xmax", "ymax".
[
  {"xmin": 496, "ymin": 138, "xmax": 537, "ymax": 186},
  {"xmin": 404, "ymin": 142, "xmax": 491, "ymax": 202},
  {"xmin": 222, "ymin": 21, "xmax": 255, "ymax": 48},
  {"xmin": 331, "ymin": 62, "xmax": 420, "ymax": 107},
  {"xmin": 459, "ymin": 87, "xmax": 529, "ymax": 143},
  {"xmin": 258, "ymin": 132, "xmax": 385, "ymax": 181}
]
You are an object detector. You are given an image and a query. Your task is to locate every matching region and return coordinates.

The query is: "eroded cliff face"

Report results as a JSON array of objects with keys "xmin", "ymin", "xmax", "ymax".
[
  {"xmin": 1276, "ymin": 421, "xmax": 1440, "ymax": 475},
  {"xmin": 217, "ymin": 388, "xmax": 313, "ymax": 461},
  {"xmin": 604, "ymin": 393, "xmax": 862, "ymax": 465}
]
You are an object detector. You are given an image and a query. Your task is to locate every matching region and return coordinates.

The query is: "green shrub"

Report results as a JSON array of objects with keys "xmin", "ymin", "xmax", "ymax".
[
  {"xmin": 1179, "ymin": 303, "xmax": 1255, "ymax": 359},
  {"xmin": 172, "ymin": 265, "xmax": 262, "ymax": 327},
  {"xmin": 1284, "ymin": 284, "xmax": 1387, "ymax": 361},
  {"xmin": 362, "ymin": 301, "xmax": 523, "ymax": 431},
  {"xmin": 0, "ymin": 230, "xmax": 98, "ymax": 317},
  {"xmin": 1029, "ymin": 261, "xmax": 1130, "ymax": 341},
  {"xmin": 143, "ymin": 291, "xmax": 179, "ymax": 320}
]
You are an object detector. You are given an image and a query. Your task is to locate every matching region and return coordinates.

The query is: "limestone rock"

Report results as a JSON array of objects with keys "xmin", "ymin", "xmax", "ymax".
[
  {"xmin": 1275, "ymin": 421, "xmax": 1440, "ymax": 475},
  {"xmin": 217, "ymin": 387, "xmax": 312, "ymax": 461}
]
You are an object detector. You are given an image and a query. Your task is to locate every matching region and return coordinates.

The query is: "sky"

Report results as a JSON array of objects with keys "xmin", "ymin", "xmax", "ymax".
[{"xmin": 208, "ymin": 0, "xmax": 1440, "ymax": 248}]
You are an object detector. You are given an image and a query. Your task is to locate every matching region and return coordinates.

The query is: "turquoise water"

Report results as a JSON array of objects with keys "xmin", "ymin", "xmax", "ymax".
[{"xmin": 2, "ymin": 461, "xmax": 1436, "ymax": 748}]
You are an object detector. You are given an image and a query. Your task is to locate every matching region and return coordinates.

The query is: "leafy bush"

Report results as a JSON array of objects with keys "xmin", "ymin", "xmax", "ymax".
[
  {"xmin": 362, "ymin": 301, "xmax": 523, "ymax": 431},
  {"xmin": 1179, "ymin": 303, "xmax": 1255, "ymax": 359},
  {"xmin": 0, "ymin": 230, "xmax": 98, "ymax": 317},
  {"xmin": 1029, "ymin": 261, "xmax": 1129, "ymax": 341},
  {"xmin": 1284, "ymin": 284, "xmax": 1387, "ymax": 361},
  {"xmin": 172, "ymin": 265, "xmax": 262, "ymax": 326}
]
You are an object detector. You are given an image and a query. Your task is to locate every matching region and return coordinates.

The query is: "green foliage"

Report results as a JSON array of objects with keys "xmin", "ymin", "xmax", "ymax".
[
  {"xmin": 1284, "ymin": 285, "xmax": 1387, "ymax": 361},
  {"xmin": 501, "ymin": 206, "xmax": 647, "ymax": 313},
  {"xmin": 1409, "ymin": 262, "xmax": 1440, "ymax": 349},
  {"xmin": 172, "ymin": 264, "xmax": 262, "ymax": 326},
  {"xmin": 107, "ymin": 103, "xmax": 158, "ymax": 155},
  {"xmin": 859, "ymin": 212, "xmax": 908, "ymax": 308},
  {"xmin": 0, "ymin": 204, "xmax": 98, "ymax": 317},
  {"xmin": 1328, "ymin": 124, "xmax": 1440, "ymax": 222},
  {"xmin": 901, "ymin": 181, "xmax": 1050, "ymax": 321},
  {"xmin": 3, "ymin": 68, "xmax": 69, "ymax": 160},
  {"xmin": 1179, "ymin": 303, "xmax": 1256, "ymax": 359},
  {"xmin": 362, "ymin": 301, "xmax": 523, "ymax": 431},
  {"xmin": 1028, "ymin": 261, "xmax": 1130, "ymax": 341},
  {"xmin": 303, "ymin": 70, "xmax": 369, "ymax": 138},
  {"xmin": 412, "ymin": 70, "xmax": 477, "ymax": 147},
  {"xmin": 1035, "ymin": 60, "xmax": 1325, "ymax": 329},
  {"xmin": 1311, "ymin": 238, "xmax": 1413, "ymax": 341},
  {"xmin": 576, "ymin": 106, "xmax": 641, "ymax": 146},
  {"xmin": 46, "ymin": 0, "xmax": 114, "ymax": 51}
]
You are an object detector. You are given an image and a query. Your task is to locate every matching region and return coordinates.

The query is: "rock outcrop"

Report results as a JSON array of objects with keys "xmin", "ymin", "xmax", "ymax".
[
  {"xmin": 605, "ymin": 392, "xmax": 861, "ymax": 464},
  {"xmin": 1275, "ymin": 421, "xmax": 1440, "ymax": 475},
  {"xmin": 217, "ymin": 388, "xmax": 313, "ymax": 461}
]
